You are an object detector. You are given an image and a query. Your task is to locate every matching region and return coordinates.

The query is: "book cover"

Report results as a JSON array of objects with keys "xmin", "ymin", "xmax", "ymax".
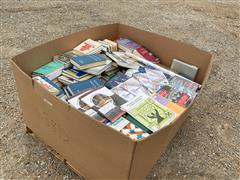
[
  {"xmin": 58, "ymin": 75, "xmax": 78, "ymax": 85},
  {"xmin": 120, "ymin": 122, "xmax": 150, "ymax": 140},
  {"xmin": 70, "ymin": 54, "xmax": 107, "ymax": 69},
  {"xmin": 66, "ymin": 77, "xmax": 104, "ymax": 96},
  {"xmin": 81, "ymin": 87, "xmax": 126, "ymax": 122},
  {"xmin": 106, "ymin": 52, "xmax": 141, "ymax": 69},
  {"xmin": 133, "ymin": 47, "xmax": 160, "ymax": 64},
  {"xmin": 33, "ymin": 76, "xmax": 63, "ymax": 96},
  {"xmin": 121, "ymin": 93, "xmax": 176, "ymax": 132},
  {"xmin": 73, "ymin": 39, "xmax": 101, "ymax": 54},
  {"xmin": 105, "ymin": 72, "xmax": 130, "ymax": 89},
  {"xmin": 170, "ymin": 59, "xmax": 198, "ymax": 80},
  {"xmin": 62, "ymin": 66, "xmax": 87, "ymax": 80},
  {"xmin": 132, "ymin": 68, "xmax": 169, "ymax": 93},
  {"xmin": 154, "ymin": 94, "xmax": 185, "ymax": 115},
  {"xmin": 32, "ymin": 61, "xmax": 64, "ymax": 80},
  {"xmin": 116, "ymin": 38, "xmax": 141, "ymax": 52},
  {"xmin": 82, "ymin": 60, "xmax": 112, "ymax": 75},
  {"xmin": 67, "ymin": 90, "xmax": 106, "ymax": 123},
  {"xmin": 112, "ymin": 77, "xmax": 151, "ymax": 101}
]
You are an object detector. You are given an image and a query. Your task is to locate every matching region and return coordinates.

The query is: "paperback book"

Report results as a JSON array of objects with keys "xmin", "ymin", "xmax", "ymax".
[
  {"xmin": 81, "ymin": 87, "xmax": 126, "ymax": 122},
  {"xmin": 121, "ymin": 93, "xmax": 176, "ymax": 132},
  {"xmin": 66, "ymin": 77, "xmax": 104, "ymax": 96},
  {"xmin": 70, "ymin": 53, "xmax": 107, "ymax": 70},
  {"xmin": 32, "ymin": 61, "xmax": 64, "ymax": 80},
  {"xmin": 73, "ymin": 39, "xmax": 102, "ymax": 54}
]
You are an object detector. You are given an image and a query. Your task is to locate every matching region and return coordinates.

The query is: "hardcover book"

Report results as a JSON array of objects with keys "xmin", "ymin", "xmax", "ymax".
[
  {"xmin": 70, "ymin": 54, "xmax": 107, "ymax": 70},
  {"xmin": 121, "ymin": 93, "xmax": 176, "ymax": 132},
  {"xmin": 81, "ymin": 87, "xmax": 126, "ymax": 122},
  {"xmin": 66, "ymin": 77, "xmax": 104, "ymax": 96},
  {"xmin": 32, "ymin": 61, "xmax": 64, "ymax": 80}
]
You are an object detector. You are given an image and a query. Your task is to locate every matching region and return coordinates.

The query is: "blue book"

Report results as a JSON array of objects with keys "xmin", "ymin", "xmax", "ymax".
[
  {"xmin": 62, "ymin": 66, "xmax": 87, "ymax": 80},
  {"xmin": 41, "ymin": 76, "xmax": 64, "ymax": 96},
  {"xmin": 105, "ymin": 72, "xmax": 130, "ymax": 89},
  {"xmin": 66, "ymin": 77, "xmax": 104, "ymax": 96},
  {"xmin": 70, "ymin": 54, "xmax": 107, "ymax": 70}
]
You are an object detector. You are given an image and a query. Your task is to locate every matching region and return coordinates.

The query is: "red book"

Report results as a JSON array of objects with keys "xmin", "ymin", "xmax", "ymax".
[{"xmin": 134, "ymin": 47, "xmax": 160, "ymax": 64}]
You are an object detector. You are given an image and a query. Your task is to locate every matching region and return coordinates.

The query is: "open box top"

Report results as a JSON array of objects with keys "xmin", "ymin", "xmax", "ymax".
[{"xmin": 11, "ymin": 23, "xmax": 213, "ymax": 179}]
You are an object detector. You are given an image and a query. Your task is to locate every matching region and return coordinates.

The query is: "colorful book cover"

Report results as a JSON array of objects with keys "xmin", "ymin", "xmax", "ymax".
[
  {"xmin": 132, "ymin": 68, "xmax": 169, "ymax": 93},
  {"xmin": 66, "ymin": 77, "xmax": 104, "ymax": 96},
  {"xmin": 105, "ymin": 72, "xmax": 130, "ymax": 89},
  {"xmin": 71, "ymin": 54, "xmax": 106, "ymax": 66},
  {"xmin": 112, "ymin": 77, "xmax": 151, "ymax": 101},
  {"xmin": 62, "ymin": 66, "xmax": 87, "ymax": 79},
  {"xmin": 154, "ymin": 94, "xmax": 185, "ymax": 115},
  {"xmin": 134, "ymin": 47, "xmax": 160, "ymax": 64},
  {"xmin": 117, "ymin": 38, "xmax": 141, "ymax": 52},
  {"xmin": 120, "ymin": 122, "xmax": 150, "ymax": 141},
  {"xmin": 68, "ymin": 90, "xmax": 106, "ymax": 123},
  {"xmin": 33, "ymin": 76, "xmax": 63, "ymax": 96},
  {"xmin": 121, "ymin": 93, "xmax": 176, "ymax": 132},
  {"xmin": 32, "ymin": 61, "xmax": 64, "ymax": 80},
  {"xmin": 158, "ymin": 85, "xmax": 196, "ymax": 108},
  {"xmin": 73, "ymin": 39, "xmax": 101, "ymax": 54},
  {"xmin": 81, "ymin": 87, "xmax": 126, "ymax": 122},
  {"xmin": 33, "ymin": 61, "xmax": 64, "ymax": 75}
]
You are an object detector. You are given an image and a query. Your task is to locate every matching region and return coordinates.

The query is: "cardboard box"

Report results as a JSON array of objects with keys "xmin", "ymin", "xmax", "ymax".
[{"xmin": 11, "ymin": 24, "xmax": 213, "ymax": 179}]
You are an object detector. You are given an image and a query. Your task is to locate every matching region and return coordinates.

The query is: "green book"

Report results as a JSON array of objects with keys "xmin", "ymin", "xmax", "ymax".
[
  {"xmin": 32, "ymin": 61, "xmax": 64, "ymax": 80},
  {"xmin": 121, "ymin": 94, "xmax": 176, "ymax": 132}
]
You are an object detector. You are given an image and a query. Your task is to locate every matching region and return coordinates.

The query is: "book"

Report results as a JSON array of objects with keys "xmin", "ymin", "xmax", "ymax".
[
  {"xmin": 121, "ymin": 122, "xmax": 150, "ymax": 140},
  {"xmin": 105, "ymin": 72, "xmax": 130, "ymax": 89},
  {"xmin": 62, "ymin": 66, "xmax": 88, "ymax": 80},
  {"xmin": 170, "ymin": 59, "xmax": 198, "ymax": 80},
  {"xmin": 106, "ymin": 52, "xmax": 141, "ymax": 69},
  {"xmin": 32, "ymin": 61, "xmax": 64, "ymax": 80},
  {"xmin": 70, "ymin": 54, "xmax": 107, "ymax": 70},
  {"xmin": 66, "ymin": 77, "xmax": 104, "ymax": 96},
  {"xmin": 158, "ymin": 85, "xmax": 197, "ymax": 108},
  {"xmin": 112, "ymin": 77, "xmax": 151, "ymax": 101},
  {"xmin": 103, "ymin": 39, "xmax": 118, "ymax": 51},
  {"xmin": 123, "ymin": 114, "xmax": 153, "ymax": 134},
  {"xmin": 82, "ymin": 60, "xmax": 112, "ymax": 75},
  {"xmin": 106, "ymin": 116, "xmax": 150, "ymax": 140},
  {"xmin": 73, "ymin": 39, "xmax": 102, "ymax": 54},
  {"xmin": 81, "ymin": 87, "xmax": 126, "ymax": 122},
  {"xmin": 121, "ymin": 93, "xmax": 176, "ymax": 132},
  {"xmin": 132, "ymin": 68, "xmax": 169, "ymax": 93},
  {"xmin": 116, "ymin": 38, "xmax": 141, "ymax": 53},
  {"xmin": 133, "ymin": 47, "xmax": 160, "ymax": 64},
  {"xmin": 58, "ymin": 75, "xmax": 78, "ymax": 85},
  {"xmin": 53, "ymin": 50, "xmax": 79, "ymax": 67},
  {"xmin": 33, "ymin": 76, "xmax": 64, "ymax": 96},
  {"xmin": 153, "ymin": 94, "xmax": 185, "ymax": 115},
  {"xmin": 67, "ymin": 90, "xmax": 106, "ymax": 123}
]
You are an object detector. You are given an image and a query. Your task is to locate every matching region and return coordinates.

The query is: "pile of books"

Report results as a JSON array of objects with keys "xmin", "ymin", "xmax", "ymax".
[{"xmin": 32, "ymin": 38, "xmax": 201, "ymax": 140}]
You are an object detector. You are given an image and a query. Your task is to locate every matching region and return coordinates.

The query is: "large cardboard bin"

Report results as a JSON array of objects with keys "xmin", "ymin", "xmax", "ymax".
[{"xmin": 11, "ymin": 24, "xmax": 213, "ymax": 179}]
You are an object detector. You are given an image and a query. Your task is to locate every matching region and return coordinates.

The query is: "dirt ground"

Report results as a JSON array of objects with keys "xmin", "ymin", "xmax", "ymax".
[{"xmin": 0, "ymin": 0, "xmax": 239, "ymax": 179}]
